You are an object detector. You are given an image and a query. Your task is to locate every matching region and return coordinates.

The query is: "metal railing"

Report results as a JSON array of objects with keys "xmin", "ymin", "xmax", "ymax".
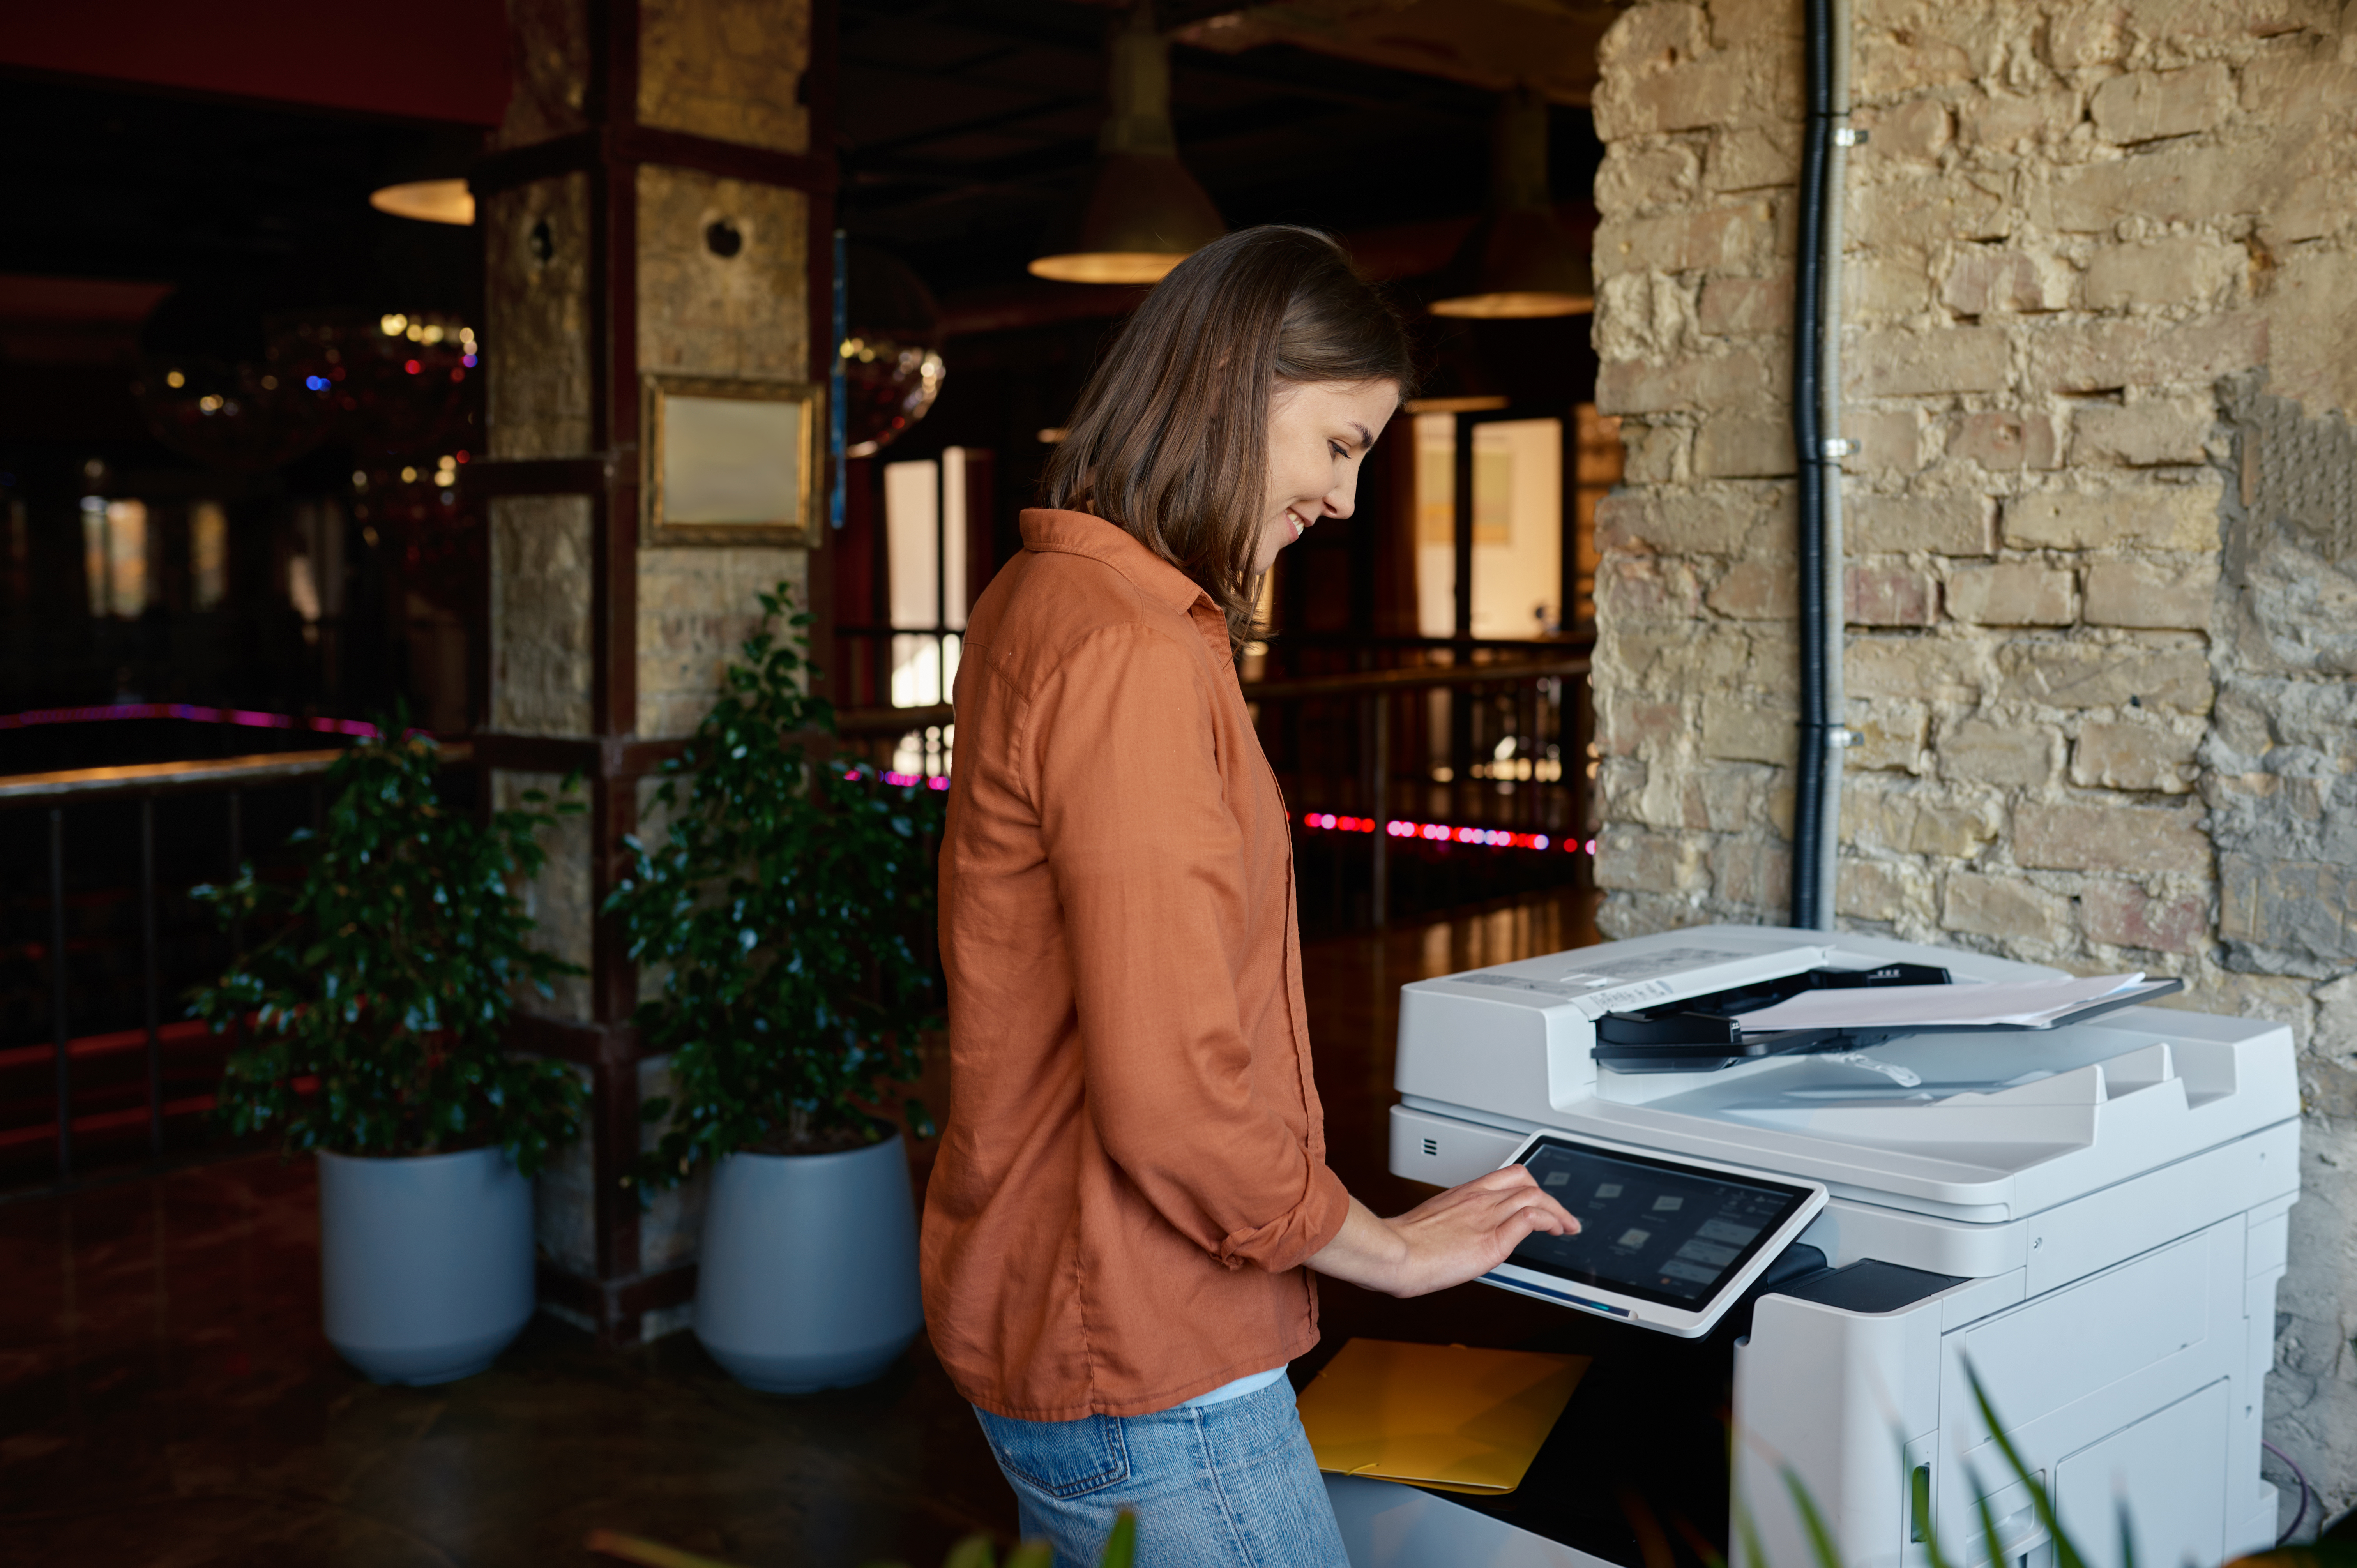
[
  {"xmin": 2, "ymin": 745, "xmax": 394, "ymax": 1181},
  {"xmin": 0, "ymin": 668, "xmax": 1587, "ymax": 1185},
  {"xmin": 825, "ymin": 637, "xmax": 1595, "ymax": 929},
  {"xmin": 0, "ymin": 705, "xmax": 946, "ymax": 1186},
  {"xmin": 1246, "ymin": 652, "xmax": 1592, "ymax": 928}
]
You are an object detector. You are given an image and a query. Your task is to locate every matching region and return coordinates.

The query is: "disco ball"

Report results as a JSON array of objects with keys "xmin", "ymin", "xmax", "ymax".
[
  {"xmin": 844, "ymin": 338, "xmax": 946, "ymax": 459},
  {"xmin": 843, "ymin": 246, "xmax": 946, "ymax": 459}
]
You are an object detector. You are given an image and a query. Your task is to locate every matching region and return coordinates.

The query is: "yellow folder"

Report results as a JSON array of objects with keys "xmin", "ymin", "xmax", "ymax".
[{"xmin": 1296, "ymin": 1338, "xmax": 1590, "ymax": 1496}]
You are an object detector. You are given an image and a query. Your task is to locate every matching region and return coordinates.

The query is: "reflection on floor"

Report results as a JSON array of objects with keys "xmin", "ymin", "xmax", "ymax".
[{"xmin": 0, "ymin": 887, "xmax": 1598, "ymax": 1568}]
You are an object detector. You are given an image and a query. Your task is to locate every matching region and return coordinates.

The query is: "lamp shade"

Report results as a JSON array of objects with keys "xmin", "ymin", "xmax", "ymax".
[
  {"xmin": 1029, "ymin": 152, "xmax": 1226, "ymax": 284},
  {"xmin": 1429, "ymin": 87, "xmax": 1591, "ymax": 320},
  {"xmin": 370, "ymin": 178, "xmax": 475, "ymax": 226},
  {"xmin": 1030, "ymin": 8, "xmax": 1223, "ymax": 284},
  {"xmin": 1428, "ymin": 208, "xmax": 1592, "ymax": 319}
]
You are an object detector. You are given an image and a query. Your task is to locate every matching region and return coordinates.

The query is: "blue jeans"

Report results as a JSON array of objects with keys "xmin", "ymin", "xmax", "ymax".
[{"xmin": 972, "ymin": 1377, "xmax": 1350, "ymax": 1568}]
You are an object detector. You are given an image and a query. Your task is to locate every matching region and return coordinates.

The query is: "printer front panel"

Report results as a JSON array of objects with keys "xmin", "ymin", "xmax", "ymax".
[
  {"xmin": 1736, "ymin": 1210, "xmax": 2283, "ymax": 1568},
  {"xmin": 1933, "ymin": 1215, "xmax": 2271, "ymax": 1568}
]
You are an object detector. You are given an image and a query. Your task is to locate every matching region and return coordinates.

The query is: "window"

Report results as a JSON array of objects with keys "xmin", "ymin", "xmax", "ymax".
[
  {"xmin": 1412, "ymin": 415, "xmax": 1565, "ymax": 640},
  {"xmin": 880, "ymin": 447, "xmax": 986, "ymax": 778},
  {"xmin": 882, "ymin": 451, "xmax": 970, "ymax": 707},
  {"xmin": 80, "ymin": 496, "xmax": 148, "ymax": 619},
  {"xmin": 191, "ymin": 500, "xmax": 228, "ymax": 611}
]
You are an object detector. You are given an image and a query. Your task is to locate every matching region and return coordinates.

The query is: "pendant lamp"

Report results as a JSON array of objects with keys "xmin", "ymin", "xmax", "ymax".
[
  {"xmin": 1029, "ymin": 5, "xmax": 1224, "ymax": 285},
  {"xmin": 369, "ymin": 180, "xmax": 475, "ymax": 226},
  {"xmin": 1428, "ymin": 87, "xmax": 1592, "ymax": 319}
]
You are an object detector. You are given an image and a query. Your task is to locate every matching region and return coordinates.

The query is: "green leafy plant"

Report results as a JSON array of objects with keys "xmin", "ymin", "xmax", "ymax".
[
  {"xmin": 190, "ymin": 727, "xmax": 587, "ymax": 1174},
  {"xmin": 604, "ymin": 583, "xmax": 944, "ymax": 1186}
]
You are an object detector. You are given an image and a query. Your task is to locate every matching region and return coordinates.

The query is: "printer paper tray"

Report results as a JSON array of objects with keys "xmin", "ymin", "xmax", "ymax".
[{"xmin": 1591, "ymin": 978, "xmax": 2185, "ymax": 1073}]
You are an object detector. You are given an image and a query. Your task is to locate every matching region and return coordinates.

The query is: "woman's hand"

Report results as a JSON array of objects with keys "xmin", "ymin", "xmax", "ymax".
[{"xmin": 1305, "ymin": 1169, "xmax": 1580, "ymax": 1299}]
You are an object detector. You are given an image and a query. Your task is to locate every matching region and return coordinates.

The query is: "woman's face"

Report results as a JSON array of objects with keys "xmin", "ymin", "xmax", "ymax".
[{"xmin": 1254, "ymin": 378, "xmax": 1401, "ymax": 575}]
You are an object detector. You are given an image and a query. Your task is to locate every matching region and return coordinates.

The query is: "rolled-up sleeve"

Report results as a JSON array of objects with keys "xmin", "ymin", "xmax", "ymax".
[{"xmin": 1032, "ymin": 622, "xmax": 1350, "ymax": 1273}]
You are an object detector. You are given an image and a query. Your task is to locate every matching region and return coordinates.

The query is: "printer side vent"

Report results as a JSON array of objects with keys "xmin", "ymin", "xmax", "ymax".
[{"xmin": 1422, "ymin": 1137, "xmax": 1439, "ymax": 1157}]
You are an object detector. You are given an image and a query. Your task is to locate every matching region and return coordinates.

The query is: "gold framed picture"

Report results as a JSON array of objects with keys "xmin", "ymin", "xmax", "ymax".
[{"xmin": 641, "ymin": 373, "xmax": 824, "ymax": 547}]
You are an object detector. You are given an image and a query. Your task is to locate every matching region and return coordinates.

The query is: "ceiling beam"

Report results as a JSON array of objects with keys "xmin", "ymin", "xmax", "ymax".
[{"xmin": 849, "ymin": 91, "xmax": 1100, "ymax": 161}]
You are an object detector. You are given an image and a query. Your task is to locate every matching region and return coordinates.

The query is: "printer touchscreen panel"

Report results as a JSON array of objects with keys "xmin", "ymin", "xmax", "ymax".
[{"xmin": 1507, "ymin": 1137, "xmax": 1811, "ymax": 1310}]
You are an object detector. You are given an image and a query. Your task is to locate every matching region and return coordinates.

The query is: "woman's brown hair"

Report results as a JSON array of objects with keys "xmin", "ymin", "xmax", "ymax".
[{"xmin": 1041, "ymin": 225, "xmax": 1415, "ymax": 654}]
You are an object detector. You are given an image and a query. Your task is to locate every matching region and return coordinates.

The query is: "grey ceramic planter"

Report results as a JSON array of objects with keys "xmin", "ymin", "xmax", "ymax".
[
  {"xmin": 694, "ymin": 1134, "xmax": 923, "ymax": 1393},
  {"xmin": 316, "ymin": 1146, "xmax": 535, "ymax": 1386}
]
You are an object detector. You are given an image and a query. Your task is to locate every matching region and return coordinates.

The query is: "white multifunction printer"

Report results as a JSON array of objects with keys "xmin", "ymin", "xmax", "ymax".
[{"xmin": 1323, "ymin": 926, "xmax": 2299, "ymax": 1568}]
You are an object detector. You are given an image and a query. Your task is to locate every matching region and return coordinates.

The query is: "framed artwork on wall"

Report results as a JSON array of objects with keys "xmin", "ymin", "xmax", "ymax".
[{"xmin": 641, "ymin": 374, "xmax": 823, "ymax": 547}]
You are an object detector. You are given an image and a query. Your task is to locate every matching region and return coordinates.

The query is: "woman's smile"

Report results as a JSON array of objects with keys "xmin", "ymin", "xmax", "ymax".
[{"xmin": 1254, "ymin": 378, "xmax": 1401, "ymax": 573}]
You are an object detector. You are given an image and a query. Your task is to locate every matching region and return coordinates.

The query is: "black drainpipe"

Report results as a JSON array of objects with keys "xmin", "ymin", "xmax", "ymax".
[{"xmin": 1791, "ymin": 0, "xmax": 1834, "ymax": 931}]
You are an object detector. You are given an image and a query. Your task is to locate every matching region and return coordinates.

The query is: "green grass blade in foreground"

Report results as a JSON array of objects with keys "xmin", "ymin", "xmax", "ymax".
[
  {"xmin": 1736, "ymin": 1499, "xmax": 1772, "ymax": 1568},
  {"xmin": 1973, "ymin": 1474, "xmax": 2007, "ymax": 1568},
  {"xmin": 1914, "ymin": 1448, "xmax": 1959, "ymax": 1568},
  {"xmin": 1785, "ymin": 1468, "xmax": 1848, "ymax": 1568},
  {"xmin": 1965, "ymin": 1361, "xmax": 2090, "ymax": 1568},
  {"xmin": 1099, "ymin": 1511, "xmax": 1138, "ymax": 1568},
  {"xmin": 942, "ymin": 1536, "xmax": 996, "ymax": 1568},
  {"xmin": 1004, "ymin": 1542, "xmax": 1052, "ymax": 1568}
]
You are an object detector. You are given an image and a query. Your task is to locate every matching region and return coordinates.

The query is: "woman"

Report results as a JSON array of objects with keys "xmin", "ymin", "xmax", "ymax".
[{"xmin": 920, "ymin": 226, "xmax": 1578, "ymax": 1568}]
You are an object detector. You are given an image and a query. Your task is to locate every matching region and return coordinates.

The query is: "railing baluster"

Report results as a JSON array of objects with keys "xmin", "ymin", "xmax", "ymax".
[
  {"xmin": 49, "ymin": 806, "xmax": 71, "ymax": 1177},
  {"xmin": 1525, "ymin": 676, "xmax": 1542, "ymax": 836},
  {"xmin": 143, "ymin": 795, "xmax": 163, "ymax": 1155},
  {"xmin": 1371, "ymin": 692, "xmax": 1390, "ymax": 928},
  {"xmin": 227, "ymin": 789, "xmax": 245, "ymax": 1064}
]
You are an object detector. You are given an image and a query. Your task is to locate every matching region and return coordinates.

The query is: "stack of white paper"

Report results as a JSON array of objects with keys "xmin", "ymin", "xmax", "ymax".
[{"xmin": 1737, "ymin": 973, "xmax": 2154, "ymax": 1033}]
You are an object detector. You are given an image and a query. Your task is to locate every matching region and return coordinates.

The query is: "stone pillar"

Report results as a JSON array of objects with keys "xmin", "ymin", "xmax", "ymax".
[
  {"xmin": 468, "ymin": 0, "xmax": 834, "ymax": 1345},
  {"xmin": 1588, "ymin": 0, "xmax": 2357, "ymax": 1525}
]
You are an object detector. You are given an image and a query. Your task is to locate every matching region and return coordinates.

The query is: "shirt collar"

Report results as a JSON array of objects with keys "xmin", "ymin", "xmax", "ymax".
[{"xmin": 1019, "ymin": 508, "xmax": 1217, "ymax": 622}]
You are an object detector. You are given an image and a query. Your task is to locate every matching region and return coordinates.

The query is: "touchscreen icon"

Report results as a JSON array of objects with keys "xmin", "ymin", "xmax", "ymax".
[{"xmin": 1615, "ymin": 1227, "xmax": 1651, "ymax": 1250}]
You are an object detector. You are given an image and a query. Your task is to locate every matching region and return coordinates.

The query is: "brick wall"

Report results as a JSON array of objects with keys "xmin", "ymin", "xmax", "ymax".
[{"xmin": 1589, "ymin": 0, "xmax": 2357, "ymax": 1526}]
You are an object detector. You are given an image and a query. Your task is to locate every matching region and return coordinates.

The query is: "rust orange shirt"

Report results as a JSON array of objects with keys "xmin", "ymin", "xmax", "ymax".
[{"xmin": 920, "ymin": 508, "xmax": 1352, "ymax": 1421}]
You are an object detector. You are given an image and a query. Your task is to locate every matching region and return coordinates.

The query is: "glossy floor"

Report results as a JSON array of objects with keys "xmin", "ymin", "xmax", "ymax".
[{"xmin": 0, "ymin": 888, "xmax": 1597, "ymax": 1568}]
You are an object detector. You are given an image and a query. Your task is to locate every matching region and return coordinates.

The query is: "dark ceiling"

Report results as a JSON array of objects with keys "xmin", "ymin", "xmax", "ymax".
[
  {"xmin": 0, "ymin": 1, "xmax": 1599, "ymax": 334},
  {"xmin": 837, "ymin": 0, "xmax": 1600, "ymax": 298},
  {"xmin": 0, "ymin": 76, "xmax": 479, "ymax": 347}
]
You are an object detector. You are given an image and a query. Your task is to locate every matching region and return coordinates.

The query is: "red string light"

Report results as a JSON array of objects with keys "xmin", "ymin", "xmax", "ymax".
[{"xmin": 1293, "ymin": 811, "xmax": 1590, "ymax": 853}]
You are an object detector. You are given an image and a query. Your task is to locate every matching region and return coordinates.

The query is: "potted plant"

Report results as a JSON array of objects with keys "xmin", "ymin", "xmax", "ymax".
[
  {"xmin": 191, "ymin": 727, "xmax": 585, "ymax": 1385},
  {"xmin": 606, "ymin": 584, "xmax": 944, "ymax": 1393}
]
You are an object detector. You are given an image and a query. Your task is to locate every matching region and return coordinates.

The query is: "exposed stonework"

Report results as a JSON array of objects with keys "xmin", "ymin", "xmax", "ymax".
[
  {"xmin": 483, "ymin": 174, "xmax": 593, "ymax": 463},
  {"xmin": 484, "ymin": 0, "xmax": 818, "ymax": 1344},
  {"xmin": 638, "ymin": 0, "xmax": 811, "ymax": 155},
  {"xmin": 638, "ymin": 544, "xmax": 805, "ymax": 737},
  {"xmin": 633, "ymin": 161, "xmax": 814, "ymax": 740},
  {"xmin": 2211, "ymin": 375, "xmax": 2357, "ymax": 978},
  {"xmin": 636, "ymin": 168, "xmax": 811, "ymax": 381},
  {"xmin": 1591, "ymin": 0, "xmax": 2357, "ymax": 1527},
  {"xmin": 491, "ymin": 496, "xmax": 594, "ymax": 736},
  {"xmin": 493, "ymin": 0, "xmax": 592, "ymax": 152}
]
